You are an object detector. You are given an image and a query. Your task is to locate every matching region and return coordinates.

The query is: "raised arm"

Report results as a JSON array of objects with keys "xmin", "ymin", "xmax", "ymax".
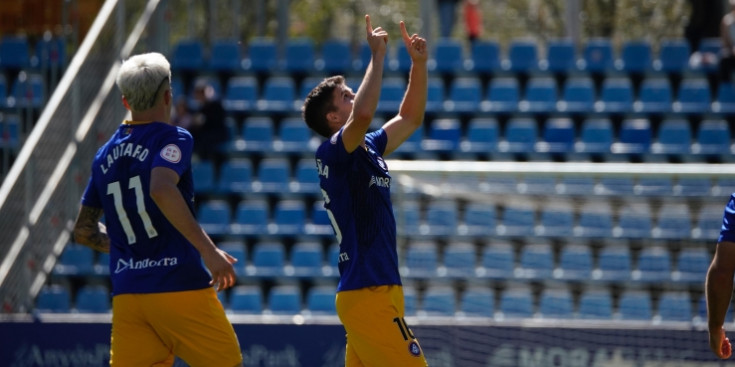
[
  {"xmin": 382, "ymin": 21, "xmax": 428, "ymax": 156},
  {"xmin": 341, "ymin": 14, "xmax": 388, "ymax": 153}
]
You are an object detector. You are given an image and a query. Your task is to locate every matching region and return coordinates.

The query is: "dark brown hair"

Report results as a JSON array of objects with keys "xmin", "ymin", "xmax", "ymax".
[{"xmin": 301, "ymin": 75, "xmax": 345, "ymax": 138}]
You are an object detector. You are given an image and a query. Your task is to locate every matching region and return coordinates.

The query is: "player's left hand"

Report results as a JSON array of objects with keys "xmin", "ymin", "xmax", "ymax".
[
  {"xmin": 203, "ymin": 247, "xmax": 238, "ymax": 291},
  {"xmin": 400, "ymin": 21, "xmax": 427, "ymax": 63},
  {"xmin": 710, "ymin": 327, "xmax": 733, "ymax": 359}
]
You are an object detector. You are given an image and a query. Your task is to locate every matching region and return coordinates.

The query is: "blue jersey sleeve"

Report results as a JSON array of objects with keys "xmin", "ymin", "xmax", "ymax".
[
  {"xmin": 80, "ymin": 175, "xmax": 101, "ymax": 208},
  {"xmin": 719, "ymin": 194, "xmax": 735, "ymax": 243},
  {"xmin": 151, "ymin": 127, "xmax": 193, "ymax": 176},
  {"xmin": 365, "ymin": 129, "xmax": 388, "ymax": 155}
]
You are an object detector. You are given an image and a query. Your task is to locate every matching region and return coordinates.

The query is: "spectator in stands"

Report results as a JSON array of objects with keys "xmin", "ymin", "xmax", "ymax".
[
  {"xmin": 706, "ymin": 193, "xmax": 735, "ymax": 360},
  {"xmin": 720, "ymin": 0, "xmax": 735, "ymax": 84},
  {"xmin": 463, "ymin": 0, "xmax": 482, "ymax": 44},
  {"xmin": 438, "ymin": 0, "xmax": 460, "ymax": 38},
  {"xmin": 189, "ymin": 79, "xmax": 229, "ymax": 163},
  {"xmin": 301, "ymin": 15, "xmax": 429, "ymax": 367},
  {"xmin": 72, "ymin": 52, "xmax": 242, "ymax": 367},
  {"xmin": 171, "ymin": 95, "xmax": 193, "ymax": 130}
]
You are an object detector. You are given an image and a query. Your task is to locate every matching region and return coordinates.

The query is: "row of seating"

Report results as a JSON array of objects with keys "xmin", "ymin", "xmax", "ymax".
[
  {"xmin": 0, "ymin": 72, "xmax": 46, "ymax": 110},
  {"xmin": 0, "ymin": 113, "xmax": 20, "ymax": 150},
  {"xmin": 0, "ymin": 35, "xmax": 66, "ymax": 72},
  {"xmin": 168, "ymin": 36, "xmax": 715, "ymax": 77},
  {"xmin": 35, "ymin": 281, "xmax": 716, "ymax": 323}
]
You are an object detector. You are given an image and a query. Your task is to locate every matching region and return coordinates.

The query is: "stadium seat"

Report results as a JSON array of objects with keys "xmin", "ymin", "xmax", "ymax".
[
  {"xmin": 612, "ymin": 118, "xmax": 652, "ymax": 155},
  {"xmin": 501, "ymin": 117, "xmax": 538, "ymax": 154},
  {"xmin": 94, "ymin": 252, "xmax": 110, "ymax": 276},
  {"xmin": 390, "ymin": 42, "xmax": 413, "ymax": 73},
  {"xmin": 615, "ymin": 202, "xmax": 653, "ymax": 238},
  {"xmin": 32, "ymin": 36, "xmax": 66, "ymax": 71},
  {"xmin": 420, "ymin": 287, "xmax": 456, "ymax": 317},
  {"xmin": 577, "ymin": 289, "xmax": 613, "ymax": 320},
  {"xmin": 272, "ymin": 200, "xmax": 306, "ymax": 235},
  {"xmin": 576, "ymin": 201, "xmax": 613, "ymax": 237},
  {"xmin": 244, "ymin": 37, "xmax": 277, "ymax": 73},
  {"xmin": 305, "ymin": 285, "xmax": 336, "ymax": 315},
  {"xmin": 618, "ymin": 40, "xmax": 652, "ymax": 73},
  {"xmin": 0, "ymin": 36, "xmax": 31, "ymax": 71},
  {"xmin": 292, "ymin": 158, "xmax": 321, "ymax": 195},
  {"xmin": 403, "ymin": 286, "xmax": 418, "ymax": 316},
  {"xmin": 655, "ymin": 39, "xmax": 690, "ymax": 74},
  {"xmin": 634, "ymin": 78, "xmax": 673, "ymax": 114},
  {"xmin": 483, "ymin": 77, "xmax": 519, "ymax": 113},
  {"xmin": 318, "ymin": 39, "xmax": 351, "ymax": 74},
  {"xmin": 595, "ymin": 245, "xmax": 632, "ymax": 281},
  {"xmin": 209, "ymin": 39, "xmax": 242, "ymax": 73},
  {"xmin": 617, "ymin": 290, "xmax": 652, "ymax": 321},
  {"xmin": 459, "ymin": 287, "xmax": 495, "ymax": 317},
  {"xmin": 442, "ymin": 242, "xmax": 477, "ymax": 278},
  {"xmin": 197, "ymin": 200, "xmax": 231, "ymax": 235},
  {"xmin": 421, "ymin": 199, "xmax": 458, "ymax": 236},
  {"xmin": 250, "ymin": 242, "xmax": 286, "ymax": 277},
  {"xmin": 222, "ymin": 76, "xmax": 258, "ymax": 113},
  {"xmin": 257, "ymin": 76, "xmax": 297, "ymax": 113},
  {"xmin": 538, "ymin": 287, "xmax": 574, "ymax": 319},
  {"xmin": 376, "ymin": 77, "xmax": 406, "ymax": 114},
  {"xmin": 634, "ymin": 246, "xmax": 672, "ymax": 282},
  {"xmin": 392, "ymin": 121, "xmax": 424, "ymax": 157},
  {"xmin": 239, "ymin": 116, "xmax": 275, "ymax": 153},
  {"xmin": 693, "ymin": 118, "xmax": 731, "ymax": 156},
  {"xmin": 35, "ymin": 284, "xmax": 71, "ymax": 313},
  {"xmin": 326, "ymin": 243, "xmax": 340, "ymax": 275},
  {"xmin": 461, "ymin": 202, "xmax": 497, "ymax": 236},
  {"xmin": 8, "ymin": 73, "xmax": 45, "ymax": 109},
  {"xmin": 651, "ymin": 118, "xmax": 692, "ymax": 156},
  {"xmin": 653, "ymin": 203, "xmax": 692, "ymax": 239},
  {"xmin": 170, "ymin": 39, "xmax": 204, "ymax": 71},
  {"xmin": 53, "ymin": 244, "xmax": 95, "ymax": 276},
  {"xmin": 520, "ymin": 176, "xmax": 558, "ymax": 195},
  {"xmin": 518, "ymin": 243, "xmax": 554, "ymax": 280},
  {"xmin": 675, "ymin": 247, "xmax": 710, "ymax": 283},
  {"xmin": 558, "ymin": 76, "xmax": 595, "ymax": 113},
  {"xmin": 229, "ymin": 285, "xmax": 263, "ymax": 314},
  {"xmin": 0, "ymin": 75, "xmax": 8, "ymax": 110},
  {"xmin": 275, "ymin": 117, "xmax": 315, "ymax": 155},
  {"xmin": 537, "ymin": 202, "xmax": 575, "ymax": 237},
  {"xmin": 576, "ymin": 117, "xmax": 613, "ymax": 156},
  {"xmin": 479, "ymin": 243, "xmax": 515, "ymax": 279},
  {"xmin": 675, "ymin": 177, "xmax": 712, "ymax": 197},
  {"xmin": 596, "ymin": 77, "xmax": 634, "ymax": 113},
  {"xmin": 694, "ymin": 203, "xmax": 724, "ymax": 240},
  {"xmin": 307, "ymin": 201, "xmax": 333, "ymax": 236},
  {"xmin": 556, "ymin": 244, "xmax": 593, "ymax": 280},
  {"xmin": 597, "ymin": 176, "xmax": 635, "ymax": 196},
  {"xmin": 219, "ymin": 241, "xmax": 247, "ymax": 277},
  {"xmin": 423, "ymin": 118, "xmax": 461, "ymax": 154},
  {"xmin": 713, "ymin": 82, "xmax": 735, "ymax": 113},
  {"xmin": 543, "ymin": 38, "xmax": 577, "ymax": 74},
  {"xmin": 696, "ymin": 37, "xmax": 722, "ymax": 73},
  {"xmin": 499, "ymin": 286, "xmax": 534, "ymax": 319},
  {"xmin": 657, "ymin": 291, "xmax": 692, "ymax": 322},
  {"xmin": 558, "ymin": 176, "xmax": 596, "ymax": 195},
  {"xmin": 402, "ymin": 242, "xmax": 439, "ymax": 278},
  {"xmin": 469, "ymin": 40, "xmax": 501, "ymax": 74},
  {"xmin": 353, "ymin": 40, "xmax": 389, "ymax": 72},
  {"xmin": 283, "ymin": 37, "xmax": 315, "ymax": 75},
  {"xmin": 231, "ymin": 199, "xmax": 269, "ymax": 236},
  {"xmin": 267, "ymin": 285, "xmax": 302, "ymax": 315},
  {"xmin": 674, "ymin": 78, "xmax": 711, "ymax": 114},
  {"xmin": 506, "ymin": 39, "xmax": 538, "ymax": 73},
  {"xmin": 395, "ymin": 200, "xmax": 421, "ymax": 234},
  {"xmin": 520, "ymin": 77, "xmax": 557, "ymax": 113},
  {"xmin": 425, "ymin": 77, "xmax": 446, "ymax": 114},
  {"xmin": 635, "ymin": 178, "xmax": 676, "ymax": 196},
  {"xmin": 445, "ymin": 77, "xmax": 482, "ymax": 114},
  {"xmin": 580, "ymin": 38, "xmax": 614, "ymax": 73},
  {"xmin": 253, "ymin": 158, "xmax": 291, "ymax": 194},
  {"xmin": 290, "ymin": 241, "xmax": 324, "ymax": 278},
  {"xmin": 74, "ymin": 285, "xmax": 110, "ymax": 313},
  {"xmin": 498, "ymin": 203, "xmax": 536, "ymax": 237},
  {"xmin": 538, "ymin": 117, "xmax": 575, "ymax": 155},
  {"xmin": 217, "ymin": 159, "xmax": 253, "ymax": 193},
  {"xmin": 432, "ymin": 38, "xmax": 465, "ymax": 75}
]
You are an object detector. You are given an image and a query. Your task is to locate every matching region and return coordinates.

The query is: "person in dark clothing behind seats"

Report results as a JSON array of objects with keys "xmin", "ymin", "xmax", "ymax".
[{"xmin": 190, "ymin": 79, "xmax": 229, "ymax": 163}]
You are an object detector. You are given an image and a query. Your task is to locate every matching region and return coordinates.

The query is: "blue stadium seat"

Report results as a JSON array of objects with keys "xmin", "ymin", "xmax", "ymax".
[
  {"xmin": 501, "ymin": 117, "xmax": 537, "ymax": 154},
  {"xmin": 581, "ymin": 38, "xmax": 614, "ymax": 73},
  {"xmin": 0, "ymin": 36, "xmax": 31, "ymax": 70},
  {"xmin": 257, "ymin": 77, "xmax": 297, "ymax": 113},
  {"xmin": 390, "ymin": 42, "xmax": 413, "ymax": 73},
  {"xmin": 442, "ymin": 242, "xmax": 476, "ymax": 278},
  {"xmin": 209, "ymin": 39, "xmax": 242, "ymax": 72},
  {"xmin": 616, "ymin": 203, "xmax": 653, "ymax": 238},
  {"xmin": 635, "ymin": 177, "xmax": 673, "ymax": 196},
  {"xmin": 75, "ymin": 285, "xmax": 110, "ymax": 313},
  {"xmin": 253, "ymin": 158, "xmax": 291, "ymax": 194},
  {"xmin": 53, "ymin": 244, "xmax": 95, "ymax": 276},
  {"xmin": 556, "ymin": 244, "xmax": 593, "ymax": 280},
  {"xmin": 35, "ymin": 284, "xmax": 71, "ymax": 313},
  {"xmin": 299, "ymin": 76, "xmax": 324, "ymax": 101},
  {"xmin": 272, "ymin": 200, "xmax": 306, "ymax": 235},
  {"xmin": 651, "ymin": 118, "xmax": 691, "ymax": 156},
  {"xmin": 306, "ymin": 285, "xmax": 336, "ymax": 315},
  {"xmin": 32, "ymin": 36, "xmax": 66, "ymax": 71},
  {"xmin": 353, "ymin": 40, "xmax": 389, "ymax": 72},
  {"xmin": 197, "ymin": 200, "xmax": 231, "ymax": 235},
  {"xmin": 239, "ymin": 116, "xmax": 275, "ymax": 153},
  {"xmin": 484, "ymin": 77, "xmax": 519, "ymax": 113},
  {"xmin": 425, "ymin": 77, "xmax": 446, "ymax": 115},
  {"xmin": 229, "ymin": 285, "xmax": 263, "ymax": 314},
  {"xmin": 654, "ymin": 203, "xmax": 692, "ymax": 239},
  {"xmin": 421, "ymin": 286, "xmax": 456, "ymax": 316},
  {"xmin": 596, "ymin": 244, "xmax": 633, "ymax": 281},
  {"xmin": 479, "ymin": 243, "xmax": 515, "ymax": 279},
  {"xmin": 543, "ymin": 38, "xmax": 577, "ymax": 74},
  {"xmin": 506, "ymin": 39, "xmax": 538, "ymax": 73},
  {"xmin": 170, "ymin": 39, "xmax": 204, "ymax": 72},
  {"xmin": 290, "ymin": 242, "xmax": 324, "ymax": 278},
  {"xmin": 499, "ymin": 204, "xmax": 536, "ymax": 237},
  {"xmin": 714, "ymin": 82, "xmax": 735, "ymax": 113},
  {"xmin": 618, "ymin": 40, "xmax": 652, "ymax": 73},
  {"xmin": 635, "ymin": 78, "xmax": 672, "ymax": 114},
  {"xmin": 244, "ymin": 37, "xmax": 277, "ymax": 73},
  {"xmin": 520, "ymin": 77, "xmax": 557, "ymax": 113},
  {"xmin": 558, "ymin": 176, "xmax": 597, "ymax": 195},
  {"xmin": 219, "ymin": 241, "xmax": 247, "ymax": 277},
  {"xmin": 657, "ymin": 291, "xmax": 692, "ymax": 322},
  {"xmin": 635, "ymin": 246, "xmax": 672, "ymax": 282},
  {"xmin": 674, "ymin": 78, "xmax": 711, "ymax": 114},
  {"xmin": 95, "ymin": 252, "xmax": 110, "ymax": 276},
  {"xmin": 446, "ymin": 77, "xmax": 482, "ymax": 114},
  {"xmin": 695, "ymin": 203, "xmax": 724, "ymax": 240},
  {"xmin": 276, "ymin": 117, "xmax": 314, "ymax": 155},
  {"xmin": 576, "ymin": 202, "xmax": 614, "ymax": 237},
  {"xmin": 403, "ymin": 286, "xmax": 418, "ymax": 316},
  {"xmin": 597, "ymin": 77, "xmax": 634, "ymax": 113},
  {"xmin": 538, "ymin": 288, "xmax": 574, "ymax": 319},
  {"xmin": 267, "ymin": 285, "xmax": 302, "ymax": 315},
  {"xmin": 395, "ymin": 200, "xmax": 421, "ymax": 234},
  {"xmin": 293, "ymin": 158, "xmax": 320, "ymax": 195},
  {"xmin": 217, "ymin": 159, "xmax": 253, "ymax": 193},
  {"xmin": 675, "ymin": 177, "xmax": 712, "ymax": 197},
  {"xmin": 423, "ymin": 118, "xmax": 461, "ymax": 153},
  {"xmin": 376, "ymin": 77, "xmax": 406, "ymax": 114},
  {"xmin": 469, "ymin": 40, "xmax": 501, "ymax": 74},
  {"xmin": 693, "ymin": 119, "xmax": 731, "ymax": 156},
  {"xmin": 318, "ymin": 39, "xmax": 351, "ymax": 74},
  {"xmin": 307, "ymin": 201, "xmax": 333, "ymax": 236},
  {"xmin": 558, "ymin": 76, "xmax": 595, "ymax": 113},
  {"xmin": 696, "ymin": 37, "xmax": 721, "ymax": 73},
  {"xmin": 520, "ymin": 176, "xmax": 558, "ymax": 195},
  {"xmin": 326, "ymin": 243, "xmax": 340, "ymax": 276},
  {"xmin": 577, "ymin": 118, "xmax": 613, "ymax": 155},
  {"xmin": 537, "ymin": 202, "xmax": 574, "ymax": 237},
  {"xmin": 402, "ymin": 242, "xmax": 439, "ymax": 278},
  {"xmin": 222, "ymin": 76, "xmax": 258, "ymax": 113},
  {"xmin": 655, "ymin": 39, "xmax": 690, "ymax": 74},
  {"xmin": 459, "ymin": 287, "xmax": 494, "ymax": 317},
  {"xmin": 422, "ymin": 200, "xmax": 458, "ymax": 236},
  {"xmin": 598, "ymin": 176, "xmax": 635, "ymax": 195},
  {"xmin": 518, "ymin": 243, "xmax": 554, "ymax": 280},
  {"xmin": 0, "ymin": 75, "xmax": 8, "ymax": 110},
  {"xmin": 462, "ymin": 202, "xmax": 496, "ymax": 236},
  {"xmin": 392, "ymin": 123, "xmax": 424, "ymax": 157},
  {"xmin": 250, "ymin": 242, "xmax": 286, "ymax": 277},
  {"xmin": 617, "ymin": 290, "xmax": 652, "ymax": 321},
  {"xmin": 283, "ymin": 37, "xmax": 315, "ymax": 74},
  {"xmin": 432, "ymin": 38, "xmax": 465, "ymax": 74},
  {"xmin": 231, "ymin": 199, "xmax": 269, "ymax": 236},
  {"xmin": 577, "ymin": 290, "xmax": 613, "ymax": 320},
  {"xmin": 613, "ymin": 118, "xmax": 652, "ymax": 155},
  {"xmin": 499, "ymin": 286, "xmax": 534, "ymax": 319},
  {"xmin": 9, "ymin": 73, "xmax": 45, "ymax": 109},
  {"xmin": 538, "ymin": 117, "xmax": 575, "ymax": 155},
  {"xmin": 461, "ymin": 118, "xmax": 499, "ymax": 157},
  {"xmin": 675, "ymin": 247, "xmax": 710, "ymax": 283}
]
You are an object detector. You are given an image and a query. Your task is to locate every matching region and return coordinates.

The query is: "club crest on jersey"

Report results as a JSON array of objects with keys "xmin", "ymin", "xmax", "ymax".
[
  {"xmin": 160, "ymin": 144, "xmax": 182, "ymax": 163},
  {"xmin": 408, "ymin": 341, "xmax": 422, "ymax": 357},
  {"xmin": 376, "ymin": 156, "xmax": 388, "ymax": 171}
]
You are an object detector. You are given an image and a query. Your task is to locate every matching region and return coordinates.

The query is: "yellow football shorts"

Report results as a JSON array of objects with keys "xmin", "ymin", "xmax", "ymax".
[
  {"xmin": 336, "ymin": 285, "xmax": 428, "ymax": 367},
  {"xmin": 110, "ymin": 287, "xmax": 242, "ymax": 367}
]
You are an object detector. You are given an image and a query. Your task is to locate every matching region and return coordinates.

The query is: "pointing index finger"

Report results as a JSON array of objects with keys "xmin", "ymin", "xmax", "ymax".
[
  {"xmin": 400, "ymin": 21, "xmax": 410, "ymax": 42},
  {"xmin": 366, "ymin": 14, "xmax": 372, "ymax": 33}
]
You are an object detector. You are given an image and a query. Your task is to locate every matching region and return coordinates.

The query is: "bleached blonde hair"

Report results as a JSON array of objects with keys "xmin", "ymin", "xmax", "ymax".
[{"xmin": 116, "ymin": 52, "xmax": 171, "ymax": 112}]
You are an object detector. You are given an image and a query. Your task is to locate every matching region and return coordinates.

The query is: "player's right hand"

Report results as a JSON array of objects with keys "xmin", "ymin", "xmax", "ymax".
[
  {"xmin": 365, "ymin": 14, "xmax": 388, "ymax": 56},
  {"xmin": 710, "ymin": 327, "xmax": 733, "ymax": 359},
  {"xmin": 203, "ymin": 247, "xmax": 238, "ymax": 291}
]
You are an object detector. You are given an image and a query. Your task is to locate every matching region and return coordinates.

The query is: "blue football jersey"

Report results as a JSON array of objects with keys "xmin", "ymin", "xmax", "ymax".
[
  {"xmin": 315, "ymin": 128, "xmax": 401, "ymax": 291},
  {"xmin": 81, "ymin": 121, "xmax": 211, "ymax": 295}
]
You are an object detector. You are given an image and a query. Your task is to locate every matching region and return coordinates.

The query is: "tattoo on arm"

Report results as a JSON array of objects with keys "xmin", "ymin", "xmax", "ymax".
[{"xmin": 73, "ymin": 206, "xmax": 111, "ymax": 253}]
